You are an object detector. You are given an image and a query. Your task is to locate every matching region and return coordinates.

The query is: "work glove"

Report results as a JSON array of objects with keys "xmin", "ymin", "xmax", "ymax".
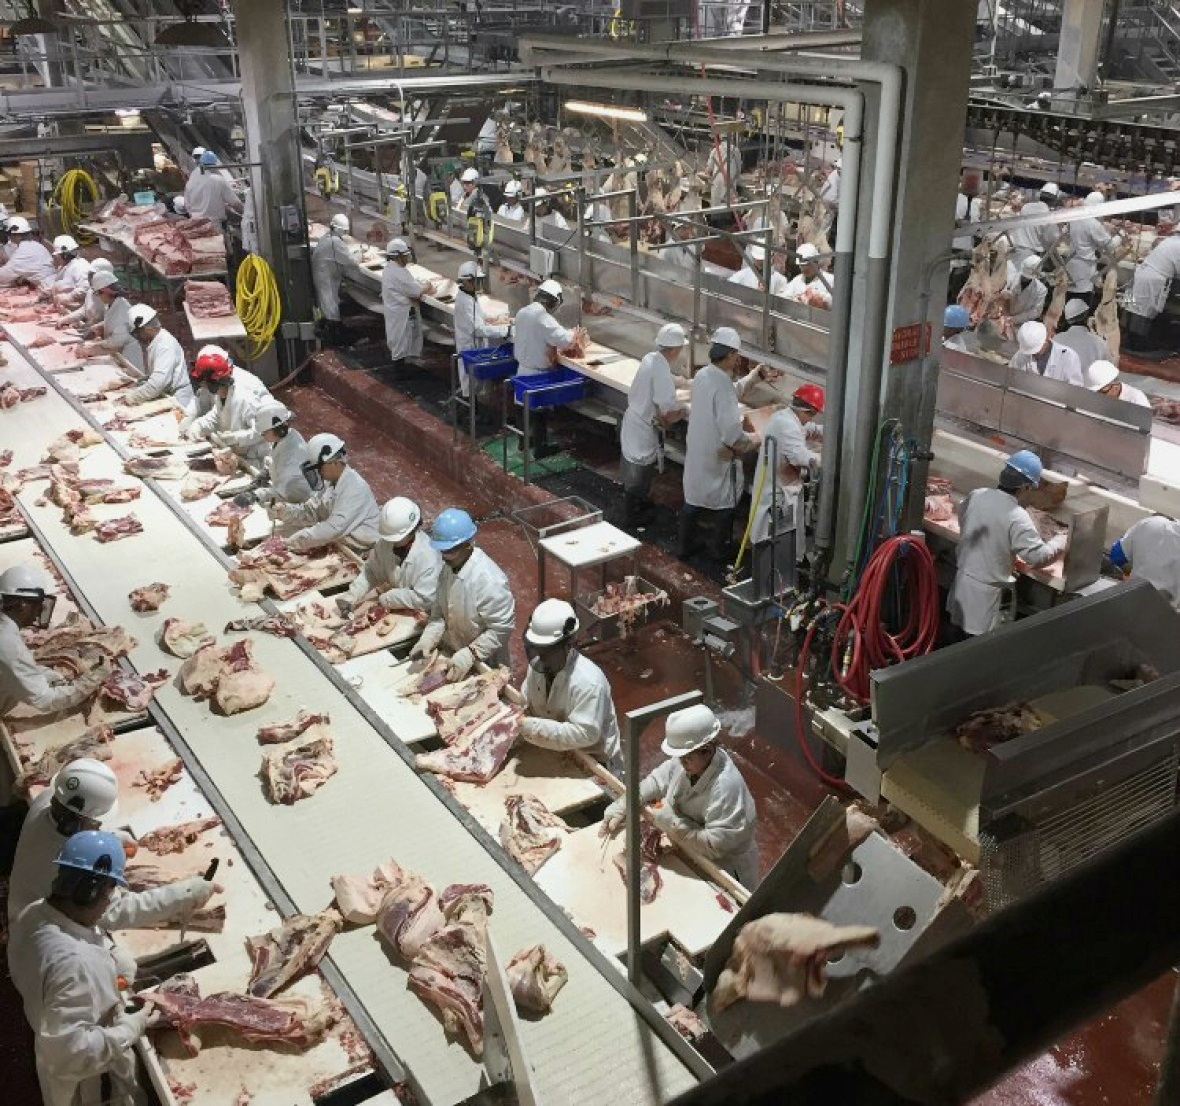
[
  {"xmin": 518, "ymin": 716, "xmax": 544, "ymax": 741},
  {"xmin": 267, "ymin": 501, "xmax": 292, "ymax": 523},
  {"xmin": 1045, "ymin": 533, "xmax": 1069, "ymax": 560},
  {"xmin": 177, "ymin": 876, "xmax": 219, "ymax": 912},
  {"xmin": 111, "ymin": 1005, "xmax": 152, "ymax": 1046},
  {"xmin": 253, "ymin": 486, "xmax": 275, "ymax": 507},
  {"xmin": 336, "ymin": 597, "xmax": 354, "ymax": 619},
  {"xmin": 410, "ymin": 623, "xmax": 443, "ymax": 659},
  {"xmin": 446, "ymin": 647, "xmax": 475, "ymax": 683},
  {"xmin": 647, "ymin": 803, "xmax": 684, "ymax": 836},
  {"xmin": 600, "ymin": 810, "xmax": 624, "ymax": 837},
  {"xmin": 207, "ymin": 431, "xmax": 227, "ymax": 449},
  {"xmin": 76, "ymin": 665, "xmax": 109, "ymax": 697}
]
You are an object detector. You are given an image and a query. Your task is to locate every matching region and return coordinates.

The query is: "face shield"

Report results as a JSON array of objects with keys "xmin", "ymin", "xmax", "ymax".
[
  {"xmin": 4, "ymin": 588, "xmax": 56, "ymax": 629},
  {"xmin": 301, "ymin": 460, "xmax": 325, "ymax": 491}
]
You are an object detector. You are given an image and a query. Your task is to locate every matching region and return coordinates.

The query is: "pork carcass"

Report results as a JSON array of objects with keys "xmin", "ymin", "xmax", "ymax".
[
  {"xmin": 144, "ymin": 974, "xmax": 337, "ymax": 1058},
  {"xmin": 376, "ymin": 869, "xmax": 445, "ymax": 959},
  {"xmin": 1090, "ymin": 267, "xmax": 1120, "ymax": 361},
  {"xmin": 224, "ymin": 612, "xmax": 300, "ymax": 638},
  {"xmin": 1042, "ymin": 268, "xmax": 1070, "ymax": 333},
  {"xmin": 262, "ymin": 734, "xmax": 337, "ymax": 804},
  {"xmin": 94, "ymin": 668, "xmax": 169, "ymax": 714},
  {"xmin": 331, "ymin": 859, "xmax": 403, "ymax": 925},
  {"xmin": 613, "ymin": 822, "xmax": 665, "ymax": 905},
  {"xmin": 17, "ymin": 726, "xmax": 114, "ymax": 790},
  {"xmin": 958, "ymin": 236, "xmax": 1009, "ymax": 326},
  {"xmin": 135, "ymin": 757, "xmax": 184, "ymax": 801},
  {"xmin": 180, "ymin": 472, "xmax": 223, "ymax": 501},
  {"xmin": 138, "ymin": 816, "xmax": 222, "ymax": 856},
  {"xmin": 93, "ymin": 514, "xmax": 143, "ymax": 542},
  {"xmin": 256, "ymin": 710, "xmax": 329, "ymax": 745},
  {"xmin": 498, "ymin": 794, "xmax": 568, "ymax": 874},
  {"xmin": 246, "ymin": 911, "xmax": 342, "ymax": 998},
  {"xmin": 424, "ymin": 668, "xmax": 509, "ymax": 744},
  {"xmin": 955, "ymin": 701, "xmax": 1042, "ymax": 753},
  {"xmin": 415, "ymin": 707, "xmax": 522, "ymax": 785},
  {"xmin": 506, "ymin": 945, "xmax": 567, "ymax": 1014},
  {"xmin": 128, "ymin": 583, "xmax": 170, "ymax": 612},
  {"xmin": 161, "ymin": 618, "xmax": 216, "ymax": 659}
]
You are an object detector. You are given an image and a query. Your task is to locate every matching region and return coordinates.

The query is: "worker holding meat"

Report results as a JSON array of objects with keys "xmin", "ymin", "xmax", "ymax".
[
  {"xmin": 728, "ymin": 246, "xmax": 789, "ymax": 296},
  {"xmin": 1110, "ymin": 514, "xmax": 1180, "ymax": 610},
  {"xmin": 0, "ymin": 216, "xmax": 55, "ymax": 288},
  {"xmin": 274, "ymin": 433, "xmax": 380, "ymax": 553},
  {"xmin": 181, "ymin": 345, "xmax": 271, "ymax": 463},
  {"xmin": 1065, "ymin": 192, "xmax": 1119, "ymax": 307},
  {"xmin": 1010, "ymin": 321, "xmax": 1085, "ymax": 386},
  {"xmin": 311, "ymin": 213, "xmax": 366, "ymax": 347},
  {"xmin": 1004, "ymin": 255, "xmax": 1048, "ymax": 327},
  {"xmin": 8, "ymin": 830, "xmax": 222, "ymax": 1106},
  {"xmin": 517, "ymin": 599, "xmax": 623, "ymax": 775},
  {"xmin": 947, "ymin": 450, "xmax": 1068, "ymax": 638},
  {"xmin": 454, "ymin": 260, "xmax": 510, "ymax": 400},
  {"xmin": 781, "ymin": 244, "xmax": 832, "ymax": 308},
  {"xmin": 411, "ymin": 507, "xmax": 516, "ymax": 681},
  {"xmin": 78, "ymin": 270, "xmax": 145, "ymax": 374},
  {"xmin": 122, "ymin": 305, "xmax": 194, "ymax": 408},
  {"xmin": 46, "ymin": 235, "xmax": 92, "ymax": 303},
  {"xmin": 0, "ymin": 565, "xmax": 110, "ymax": 718},
  {"xmin": 513, "ymin": 279, "xmax": 584, "ymax": 458},
  {"xmin": 1006, "ymin": 181, "xmax": 1061, "ymax": 267},
  {"xmin": 57, "ymin": 258, "xmax": 114, "ymax": 330},
  {"xmin": 338, "ymin": 496, "xmax": 441, "ymax": 616},
  {"xmin": 183, "ymin": 150, "xmax": 243, "ymax": 228},
  {"xmin": 381, "ymin": 238, "xmax": 434, "ymax": 371},
  {"xmin": 252, "ymin": 400, "xmax": 312, "ymax": 506},
  {"xmin": 601, "ymin": 704, "xmax": 759, "ymax": 888}
]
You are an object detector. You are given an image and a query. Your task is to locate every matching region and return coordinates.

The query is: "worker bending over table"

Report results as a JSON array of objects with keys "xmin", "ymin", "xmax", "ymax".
[
  {"xmin": 602, "ymin": 704, "xmax": 759, "ymax": 888},
  {"xmin": 518, "ymin": 599, "xmax": 623, "ymax": 775},
  {"xmin": 1110, "ymin": 514, "xmax": 1180, "ymax": 610},
  {"xmin": 0, "ymin": 216, "xmax": 54, "ymax": 288},
  {"xmin": 47, "ymin": 235, "xmax": 91, "ymax": 303},
  {"xmin": 181, "ymin": 344, "xmax": 271, "ymax": 463},
  {"xmin": 57, "ymin": 258, "xmax": 113, "ymax": 330},
  {"xmin": 183, "ymin": 150, "xmax": 242, "ymax": 228},
  {"xmin": 123, "ymin": 305, "xmax": 194, "ymax": 408},
  {"xmin": 80, "ymin": 270, "xmax": 145, "ymax": 374},
  {"xmin": 338, "ymin": 496, "xmax": 441, "ymax": 616},
  {"xmin": 253, "ymin": 400, "xmax": 312, "ymax": 506},
  {"xmin": 411, "ymin": 507, "xmax": 516, "ymax": 681}
]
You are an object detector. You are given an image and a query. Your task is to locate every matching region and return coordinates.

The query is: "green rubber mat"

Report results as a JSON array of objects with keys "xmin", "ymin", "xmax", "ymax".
[{"xmin": 481, "ymin": 433, "xmax": 578, "ymax": 478}]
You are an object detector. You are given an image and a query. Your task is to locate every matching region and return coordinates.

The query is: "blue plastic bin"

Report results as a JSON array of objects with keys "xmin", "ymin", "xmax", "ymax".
[
  {"xmin": 460, "ymin": 343, "xmax": 518, "ymax": 381},
  {"xmin": 510, "ymin": 367, "xmax": 587, "ymax": 409}
]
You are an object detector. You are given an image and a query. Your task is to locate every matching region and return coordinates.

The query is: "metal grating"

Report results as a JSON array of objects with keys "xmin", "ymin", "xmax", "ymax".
[{"xmin": 979, "ymin": 749, "xmax": 1180, "ymax": 911}]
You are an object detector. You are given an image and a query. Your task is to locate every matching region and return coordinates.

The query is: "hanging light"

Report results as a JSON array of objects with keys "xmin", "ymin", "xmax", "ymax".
[{"xmin": 8, "ymin": 3, "xmax": 59, "ymax": 36}]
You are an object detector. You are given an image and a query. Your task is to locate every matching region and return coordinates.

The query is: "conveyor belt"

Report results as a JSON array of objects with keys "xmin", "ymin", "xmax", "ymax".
[{"xmin": 2, "ymin": 341, "xmax": 703, "ymax": 1105}]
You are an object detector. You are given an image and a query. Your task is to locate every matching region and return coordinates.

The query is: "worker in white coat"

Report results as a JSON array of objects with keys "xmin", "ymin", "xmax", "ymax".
[
  {"xmin": 679, "ymin": 327, "xmax": 758, "ymax": 565},
  {"xmin": 381, "ymin": 237, "xmax": 432, "ymax": 368},
  {"xmin": 818, "ymin": 157, "xmax": 841, "ymax": 213},
  {"xmin": 57, "ymin": 258, "xmax": 113, "ymax": 329},
  {"xmin": 311, "ymin": 213, "xmax": 366, "ymax": 347},
  {"xmin": 518, "ymin": 599, "xmax": 623, "ymax": 775},
  {"xmin": 9, "ymin": 830, "xmax": 221, "ymax": 1106},
  {"xmin": 1110, "ymin": 515, "xmax": 1180, "ymax": 610},
  {"xmin": 454, "ymin": 260, "xmax": 509, "ymax": 399},
  {"xmin": 0, "ymin": 216, "xmax": 55, "ymax": 287},
  {"xmin": 122, "ymin": 305, "xmax": 194, "ymax": 408},
  {"xmin": 601, "ymin": 704, "xmax": 759, "ymax": 888},
  {"xmin": 273, "ymin": 433, "xmax": 380, "ymax": 553},
  {"xmin": 411, "ymin": 507, "xmax": 516, "ymax": 680},
  {"xmin": 47, "ymin": 235, "xmax": 91, "ymax": 302},
  {"xmin": 1065, "ymin": 192, "xmax": 1117, "ymax": 305},
  {"xmin": 534, "ymin": 188, "xmax": 570, "ymax": 233},
  {"xmin": 1010, "ymin": 321, "xmax": 1085, "ymax": 386},
  {"xmin": 620, "ymin": 323, "xmax": 688, "ymax": 530},
  {"xmin": 497, "ymin": 180, "xmax": 525, "ymax": 222},
  {"xmin": 1006, "ymin": 181, "xmax": 1061, "ymax": 267},
  {"xmin": 183, "ymin": 150, "xmax": 242, "ymax": 227},
  {"xmin": 947, "ymin": 450, "xmax": 1068, "ymax": 637},
  {"xmin": 8, "ymin": 761, "xmax": 219, "ymax": 927},
  {"xmin": 1052, "ymin": 299, "xmax": 1108, "ymax": 372},
  {"xmin": 512, "ymin": 279, "xmax": 581, "ymax": 456},
  {"xmin": 747, "ymin": 383, "xmax": 824, "ymax": 594},
  {"xmin": 1085, "ymin": 359, "xmax": 1151, "ymax": 407},
  {"xmin": 782, "ymin": 243, "xmax": 832, "ymax": 307},
  {"xmin": 253, "ymin": 400, "xmax": 312, "ymax": 506},
  {"xmin": 80, "ymin": 270, "xmax": 145, "ymax": 374},
  {"xmin": 1, "ymin": 565, "xmax": 109, "ymax": 718},
  {"xmin": 1005, "ymin": 254, "xmax": 1049, "ymax": 326},
  {"xmin": 182, "ymin": 345, "xmax": 270, "ymax": 463},
  {"xmin": 1126, "ymin": 231, "xmax": 1180, "ymax": 351},
  {"xmin": 339, "ymin": 496, "xmax": 441, "ymax": 615},
  {"xmin": 729, "ymin": 245, "xmax": 789, "ymax": 296},
  {"xmin": 942, "ymin": 304, "xmax": 979, "ymax": 354},
  {"xmin": 706, "ymin": 133, "xmax": 742, "ymax": 208}
]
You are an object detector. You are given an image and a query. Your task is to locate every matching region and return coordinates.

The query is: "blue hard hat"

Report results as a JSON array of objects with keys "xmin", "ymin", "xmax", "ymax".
[
  {"xmin": 429, "ymin": 507, "xmax": 477, "ymax": 550},
  {"xmin": 1005, "ymin": 449, "xmax": 1043, "ymax": 485},
  {"xmin": 944, "ymin": 305, "xmax": 970, "ymax": 329},
  {"xmin": 199, "ymin": 150, "xmax": 219, "ymax": 167},
  {"xmin": 55, "ymin": 829, "xmax": 127, "ymax": 887}
]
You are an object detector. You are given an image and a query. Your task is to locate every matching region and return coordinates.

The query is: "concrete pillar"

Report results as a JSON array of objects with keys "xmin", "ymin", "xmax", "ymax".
[
  {"xmin": 232, "ymin": 0, "xmax": 315, "ymax": 381},
  {"xmin": 1055, "ymin": 0, "xmax": 1105, "ymax": 93}
]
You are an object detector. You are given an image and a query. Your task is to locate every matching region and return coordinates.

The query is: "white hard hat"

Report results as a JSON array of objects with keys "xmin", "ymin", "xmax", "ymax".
[
  {"xmin": 128, "ymin": 304, "xmax": 158, "ymax": 331},
  {"xmin": 461, "ymin": 167, "xmax": 480, "ymax": 183},
  {"xmin": 7, "ymin": 216, "xmax": 31, "ymax": 234},
  {"xmin": 378, "ymin": 496, "xmax": 421, "ymax": 542},
  {"xmin": 656, "ymin": 323, "xmax": 686, "ymax": 348},
  {"xmin": 1085, "ymin": 359, "xmax": 1120, "ymax": 391},
  {"xmin": 1063, "ymin": 298, "xmax": 1089, "ymax": 321},
  {"xmin": 795, "ymin": 242, "xmax": 820, "ymax": 262},
  {"xmin": 538, "ymin": 278, "xmax": 563, "ymax": 300},
  {"xmin": 1020, "ymin": 254, "xmax": 1042, "ymax": 277},
  {"xmin": 746, "ymin": 244, "xmax": 766, "ymax": 265},
  {"xmin": 661, "ymin": 704, "xmax": 721, "ymax": 757},
  {"xmin": 1085, "ymin": 191, "xmax": 1106, "ymax": 206},
  {"xmin": 90, "ymin": 270, "xmax": 119, "ymax": 292},
  {"xmin": 329, "ymin": 213, "xmax": 350, "ymax": 233},
  {"xmin": 307, "ymin": 432, "xmax": 347, "ymax": 466},
  {"xmin": 385, "ymin": 237, "xmax": 410, "ymax": 256},
  {"xmin": 1040, "ymin": 181, "xmax": 1061, "ymax": 197},
  {"xmin": 173, "ymin": 197, "xmax": 187, "ymax": 215},
  {"xmin": 254, "ymin": 400, "xmax": 293, "ymax": 431},
  {"xmin": 458, "ymin": 261, "xmax": 484, "ymax": 281},
  {"xmin": 1017, "ymin": 320, "xmax": 1048, "ymax": 354},
  {"xmin": 52, "ymin": 234, "xmax": 79, "ymax": 255},
  {"xmin": 525, "ymin": 598, "xmax": 579, "ymax": 646},
  {"xmin": 711, "ymin": 326, "xmax": 741, "ymax": 353},
  {"xmin": 0, "ymin": 563, "xmax": 52, "ymax": 599},
  {"xmin": 192, "ymin": 146, "xmax": 207, "ymax": 158},
  {"xmin": 503, "ymin": 180, "xmax": 522, "ymax": 197},
  {"xmin": 91, "ymin": 258, "xmax": 114, "ymax": 274},
  {"xmin": 52, "ymin": 758, "xmax": 119, "ymax": 821}
]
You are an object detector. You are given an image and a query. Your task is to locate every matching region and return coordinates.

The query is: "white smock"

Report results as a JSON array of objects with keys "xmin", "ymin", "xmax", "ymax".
[
  {"xmin": 782, "ymin": 271, "xmax": 833, "ymax": 307},
  {"xmin": 185, "ymin": 372, "xmax": 271, "ymax": 461},
  {"xmin": 1006, "ymin": 199, "xmax": 1054, "ymax": 264},
  {"xmin": 51, "ymin": 256, "xmax": 92, "ymax": 298},
  {"xmin": 454, "ymin": 288, "xmax": 509, "ymax": 397},
  {"xmin": 520, "ymin": 650, "xmax": 623, "ymax": 773},
  {"xmin": 1117, "ymin": 516, "xmax": 1180, "ymax": 609},
  {"xmin": 1128, "ymin": 236, "xmax": 1180, "ymax": 319},
  {"xmin": 183, "ymin": 170, "xmax": 240, "ymax": 225},
  {"xmin": 265, "ymin": 428, "xmax": 313, "ymax": 505},
  {"xmin": 497, "ymin": 202, "xmax": 525, "ymax": 222},
  {"xmin": 749, "ymin": 406, "xmax": 819, "ymax": 545},
  {"xmin": 729, "ymin": 265, "xmax": 790, "ymax": 297},
  {"xmin": 621, "ymin": 350, "xmax": 681, "ymax": 466},
  {"xmin": 1006, "ymin": 277, "xmax": 1048, "ymax": 326},
  {"xmin": 684, "ymin": 362, "xmax": 746, "ymax": 510},
  {"xmin": 61, "ymin": 287, "xmax": 104, "ymax": 328},
  {"xmin": 122, "ymin": 327, "xmax": 194, "ymax": 408},
  {"xmin": 1010, "ymin": 340, "xmax": 1085, "ymax": 386},
  {"xmin": 818, "ymin": 167, "xmax": 841, "ymax": 210},
  {"xmin": 381, "ymin": 261, "xmax": 424, "ymax": 361},
  {"xmin": 345, "ymin": 529, "xmax": 441, "ymax": 611},
  {"xmin": 605, "ymin": 747, "xmax": 759, "ymax": 887},
  {"xmin": 1064, "ymin": 216, "xmax": 1113, "ymax": 293},
  {"xmin": 512, "ymin": 300, "xmax": 573, "ymax": 375},
  {"xmin": 0, "ymin": 612, "xmax": 93, "ymax": 718},
  {"xmin": 285, "ymin": 464, "xmax": 380, "ymax": 553},
  {"xmin": 423, "ymin": 547, "xmax": 515, "ymax": 666},
  {"xmin": 310, "ymin": 232, "xmax": 365, "ymax": 322},
  {"xmin": 1118, "ymin": 382, "xmax": 1151, "ymax": 407},
  {"xmin": 94, "ymin": 296, "xmax": 145, "ymax": 374},
  {"xmin": 947, "ymin": 487, "xmax": 1063, "ymax": 635},
  {"xmin": 0, "ymin": 239, "xmax": 55, "ymax": 287},
  {"xmin": 706, "ymin": 138, "xmax": 742, "ymax": 208},
  {"xmin": 179, "ymin": 365, "xmax": 269, "ymax": 435},
  {"xmin": 1052, "ymin": 325, "xmax": 1109, "ymax": 374}
]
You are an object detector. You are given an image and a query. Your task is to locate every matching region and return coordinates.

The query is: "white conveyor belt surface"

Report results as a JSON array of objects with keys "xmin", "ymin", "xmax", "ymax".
[{"xmin": 2, "ymin": 341, "xmax": 698, "ymax": 1106}]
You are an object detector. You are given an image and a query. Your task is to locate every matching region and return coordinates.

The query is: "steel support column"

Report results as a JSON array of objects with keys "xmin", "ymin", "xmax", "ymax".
[{"xmin": 1056, "ymin": 0, "xmax": 1106, "ymax": 94}]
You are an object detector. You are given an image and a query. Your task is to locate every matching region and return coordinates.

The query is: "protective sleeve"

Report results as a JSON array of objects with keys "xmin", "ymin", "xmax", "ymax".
[
  {"xmin": 467, "ymin": 577, "xmax": 516, "ymax": 663},
  {"xmin": 521, "ymin": 673, "xmax": 606, "ymax": 752},
  {"xmin": 668, "ymin": 777, "xmax": 753, "ymax": 862},
  {"xmin": 35, "ymin": 964, "xmax": 136, "ymax": 1083},
  {"xmin": 1009, "ymin": 508, "xmax": 1064, "ymax": 568},
  {"xmin": 604, "ymin": 760, "xmax": 672, "ymax": 822}
]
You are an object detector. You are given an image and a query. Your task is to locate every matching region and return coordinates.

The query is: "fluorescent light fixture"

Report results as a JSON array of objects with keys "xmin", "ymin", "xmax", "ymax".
[{"xmin": 564, "ymin": 99, "xmax": 648, "ymax": 123}]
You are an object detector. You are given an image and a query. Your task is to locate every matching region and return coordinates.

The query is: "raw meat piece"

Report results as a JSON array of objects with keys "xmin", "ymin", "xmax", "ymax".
[
  {"xmin": 142, "ymin": 904, "xmax": 226, "ymax": 933},
  {"xmin": 44, "ymin": 428, "xmax": 102, "ymax": 462},
  {"xmin": 1027, "ymin": 506, "xmax": 1068, "ymax": 545},
  {"xmin": 256, "ymin": 710, "xmax": 329, "ymax": 745},
  {"xmin": 425, "ymin": 669, "xmax": 509, "ymax": 745},
  {"xmin": 229, "ymin": 542, "xmax": 358, "ymax": 602},
  {"xmin": 176, "ymin": 218, "xmax": 219, "ymax": 240},
  {"xmin": 0, "ymin": 449, "xmax": 10, "ymax": 466},
  {"xmin": 376, "ymin": 870, "xmax": 445, "ymax": 959},
  {"xmin": 262, "ymin": 734, "xmax": 337, "ymax": 804},
  {"xmin": 138, "ymin": 816, "xmax": 222, "ymax": 856},
  {"xmin": 66, "ymin": 502, "xmax": 96, "ymax": 534},
  {"xmin": 215, "ymin": 665, "xmax": 275, "ymax": 715},
  {"xmin": 1151, "ymin": 396, "xmax": 1180, "ymax": 425},
  {"xmin": 712, "ymin": 913, "xmax": 881, "ymax": 1012},
  {"xmin": 407, "ymin": 924, "xmax": 487, "ymax": 1055},
  {"xmin": 924, "ymin": 493, "xmax": 955, "ymax": 522},
  {"xmin": 955, "ymin": 701, "xmax": 1042, "ymax": 753},
  {"xmin": 178, "ymin": 643, "xmax": 225, "ymax": 699},
  {"xmin": 83, "ymin": 484, "xmax": 140, "ymax": 505},
  {"xmin": 613, "ymin": 822, "xmax": 665, "ymax": 904},
  {"xmin": 806, "ymin": 807, "xmax": 879, "ymax": 880},
  {"xmin": 498, "ymin": 794, "xmax": 568, "ymax": 874},
  {"xmin": 129, "ymin": 583, "xmax": 170, "ymax": 612},
  {"xmin": 27, "ymin": 328, "xmax": 58, "ymax": 348},
  {"xmin": 179, "ymin": 471, "xmax": 222, "ymax": 500},
  {"xmin": 403, "ymin": 655, "xmax": 450, "ymax": 696},
  {"xmin": 246, "ymin": 911, "xmax": 342, "ymax": 998},
  {"xmin": 331, "ymin": 859, "xmax": 404, "ymax": 925},
  {"xmin": 590, "ymin": 576, "xmax": 668, "ymax": 637},
  {"xmin": 136, "ymin": 757, "xmax": 184, "ymax": 801},
  {"xmin": 507, "ymin": 945, "xmax": 567, "ymax": 1014},
  {"xmin": 161, "ymin": 618, "xmax": 216, "ymax": 659},
  {"xmin": 415, "ymin": 707, "xmax": 522, "ymax": 785},
  {"xmin": 224, "ymin": 612, "xmax": 299, "ymax": 638},
  {"xmin": 0, "ymin": 384, "xmax": 46, "ymax": 406},
  {"xmin": 18, "ymin": 726, "xmax": 114, "ymax": 790},
  {"xmin": 212, "ymin": 447, "xmax": 239, "ymax": 476},
  {"xmin": 33, "ymin": 617, "xmax": 135, "ymax": 675},
  {"xmin": 178, "ymin": 639, "xmax": 273, "ymax": 713},
  {"xmin": 94, "ymin": 514, "xmax": 143, "ymax": 542},
  {"xmin": 124, "ymin": 454, "xmax": 189, "ymax": 481},
  {"xmin": 665, "ymin": 1003, "xmax": 709, "ymax": 1043},
  {"xmin": 438, "ymin": 883, "xmax": 494, "ymax": 932},
  {"xmin": 144, "ymin": 974, "xmax": 336, "ymax": 1058},
  {"xmin": 184, "ymin": 279, "xmax": 234, "ymax": 317},
  {"xmin": 94, "ymin": 668, "xmax": 169, "ymax": 713}
]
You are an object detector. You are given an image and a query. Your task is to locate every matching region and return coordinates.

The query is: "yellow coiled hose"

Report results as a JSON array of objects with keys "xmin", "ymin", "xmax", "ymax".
[
  {"xmin": 51, "ymin": 168, "xmax": 100, "ymax": 239},
  {"xmin": 234, "ymin": 253, "xmax": 282, "ymax": 359}
]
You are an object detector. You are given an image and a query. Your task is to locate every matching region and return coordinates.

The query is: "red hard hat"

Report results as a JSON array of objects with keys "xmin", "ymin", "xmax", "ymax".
[
  {"xmin": 195, "ymin": 346, "xmax": 232, "ymax": 381},
  {"xmin": 793, "ymin": 382, "xmax": 825, "ymax": 413}
]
